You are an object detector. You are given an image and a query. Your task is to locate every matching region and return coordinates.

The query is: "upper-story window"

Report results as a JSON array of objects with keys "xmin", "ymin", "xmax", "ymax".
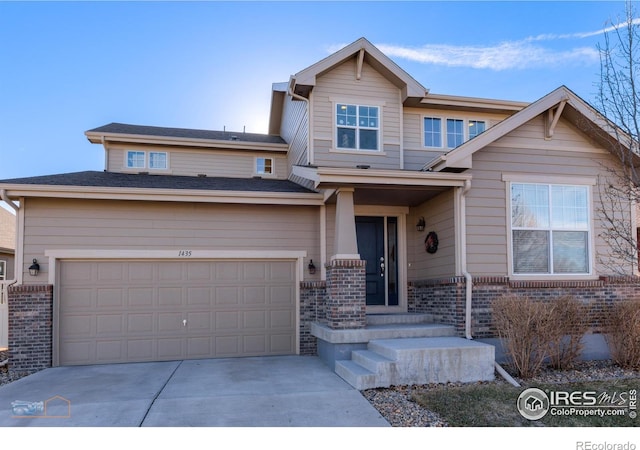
[
  {"xmin": 127, "ymin": 151, "xmax": 145, "ymax": 169},
  {"xmin": 126, "ymin": 150, "xmax": 168, "ymax": 170},
  {"xmin": 255, "ymin": 157, "xmax": 273, "ymax": 175},
  {"xmin": 149, "ymin": 152, "xmax": 168, "ymax": 170},
  {"xmin": 510, "ymin": 183, "xmax": 590, "ymax": 275},
  {"xmin": 468, "ymin": 120, "xmax": 486, "ymax": 140},
  {"xmin": 336, "ymin": 104, "xmax": 379, "ymax": 151},
  {"xmin": 424, "ymin": 117, "xmax": 486, "ymax": 149}
]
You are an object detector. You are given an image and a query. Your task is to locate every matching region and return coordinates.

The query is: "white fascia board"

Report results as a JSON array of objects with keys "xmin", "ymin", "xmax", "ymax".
[
  {"xmin": 315, "ymin": 167, "xmax": 471, "ymax": 187},
  {"xmin": 85, "ymin": 132, "xmax": 289, "ymax": 153},
  {"xmin": 0, "ymin": 185, "xmax": 324, "ymax": 206}
]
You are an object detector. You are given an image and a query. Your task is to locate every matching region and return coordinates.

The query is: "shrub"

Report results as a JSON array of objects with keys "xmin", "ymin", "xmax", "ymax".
[
  {"xmin": 492, "ymin": 295, "xmax": 556, "ymax": 379},
  {"xmin": 547, "ymin": 295, "xmax": 589, "ymax": 370},
  {"xmin": 605, "ymin": 299, "xmax": 640, "ymax": 370}
]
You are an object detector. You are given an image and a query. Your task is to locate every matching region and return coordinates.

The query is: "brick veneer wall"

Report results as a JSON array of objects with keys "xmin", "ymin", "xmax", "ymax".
[
  {"xmin": 325, "ymin": 259, "xmax": 366, "ymax": 329},
  {"xmin": 8, "ymin": 284, "xmax": 53, "ymax": 375},
  {"xmin": 409, "ymin": 276, "xmax": 640, "ymax": 338},
  {"xmin": 299, "ymin": 281, "xmax": 327, "ymax": 355}
]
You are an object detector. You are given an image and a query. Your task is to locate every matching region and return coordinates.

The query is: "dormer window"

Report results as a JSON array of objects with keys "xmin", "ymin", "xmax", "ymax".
[
  {"xmin": 126, "ymin": 150, "xmax": 168, "ymax": 170},
  {"xmin": 336, "ymin": 104, "xmax": 379, "ymax": 151}
]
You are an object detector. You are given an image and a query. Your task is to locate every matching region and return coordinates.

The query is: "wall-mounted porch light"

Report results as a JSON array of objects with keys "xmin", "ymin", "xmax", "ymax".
[
  {"xmin": 308, "ymin": 259, "xmax": 316, "ymax": 275},
  {"xmin": 28, "ymin": 259, "xmax": 40, "ymax": 276},
  {"xmin": 416, "ymin": 217, "xmax": 426, "ymax": 232}
]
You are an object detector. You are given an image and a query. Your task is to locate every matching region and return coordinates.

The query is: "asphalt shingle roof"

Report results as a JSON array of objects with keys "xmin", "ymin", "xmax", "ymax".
[
  {"xmin": 87, "ymin": 123, "xmax": 287, "ymax": 145},
  {"xmin": 0, "ymin": 171, "xmax": 315, "ymax": 194}
]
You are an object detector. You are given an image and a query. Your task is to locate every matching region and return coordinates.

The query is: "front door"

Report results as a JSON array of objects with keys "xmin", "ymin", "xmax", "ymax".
[{"xmin": 356, "ymin": 216, "xmax": 399, "ymax": 307}]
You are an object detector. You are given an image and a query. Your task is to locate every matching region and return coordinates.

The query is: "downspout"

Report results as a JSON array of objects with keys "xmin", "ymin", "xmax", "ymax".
[
  {"xmin": 288, "ymin": 77, "xmax": 312, "ymax": 166},
  {"xmin": 458, "ymin": 180, "xmax": 472, "ymax": 340},
  {"xmin": 458, "ymin": 183, "xmax": 519, "ymax": 387}
]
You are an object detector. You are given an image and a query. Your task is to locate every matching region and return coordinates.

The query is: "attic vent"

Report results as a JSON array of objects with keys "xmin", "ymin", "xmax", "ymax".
[
  {"xmin": 197, "ymin": 173, "xmax": 207, "ymax": 177},
  {"xmin": 356, "ymin": 165, "xmax": 370, "ymax": 169}
]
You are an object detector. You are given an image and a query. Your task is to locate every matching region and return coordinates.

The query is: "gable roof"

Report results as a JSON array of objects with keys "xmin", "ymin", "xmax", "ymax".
[
  {"xmin": 424, "ymin": 85, "xmax": 635, "ymax": 172},
  {"xmin": 291, "ymin": 37, "xmax": 427, "ymax": 101}
]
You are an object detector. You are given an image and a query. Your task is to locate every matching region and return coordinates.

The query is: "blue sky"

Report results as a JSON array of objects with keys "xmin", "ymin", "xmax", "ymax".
[{"xmin": 0, "ymin": 1, "xmax": 632, "ymax": 181}]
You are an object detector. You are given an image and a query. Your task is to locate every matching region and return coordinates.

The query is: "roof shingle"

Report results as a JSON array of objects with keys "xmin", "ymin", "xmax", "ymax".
[
  {"xmin": 0, "ymin": 171, "xmax": 314, "ymax": 194},
  {"xmin": 86, "ymin": 122, "xmax": 287, "ymax": 145}
]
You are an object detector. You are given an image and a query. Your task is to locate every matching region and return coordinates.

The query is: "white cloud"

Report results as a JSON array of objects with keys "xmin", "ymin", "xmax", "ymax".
[
  {"xmin": 329, "ymin": 19, "xmax": 640, "ymax": 71},
  {"xmin": 376, "ymin": 42, "xmax": 598, "ymax": 71}
]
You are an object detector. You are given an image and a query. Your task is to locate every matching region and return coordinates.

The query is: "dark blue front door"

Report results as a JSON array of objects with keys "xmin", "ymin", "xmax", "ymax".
[{"xmin": 356, "ymin": 217, "xmax": 386, "ymax": 306}]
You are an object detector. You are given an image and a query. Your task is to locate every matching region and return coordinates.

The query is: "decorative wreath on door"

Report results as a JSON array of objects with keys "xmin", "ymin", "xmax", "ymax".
[{"xmin": 425, "ymin": 231, "xmax": 439, "ymax": 254}]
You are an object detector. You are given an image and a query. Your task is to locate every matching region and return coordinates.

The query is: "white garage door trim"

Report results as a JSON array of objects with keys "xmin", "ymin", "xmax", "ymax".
[{"xmin": 46, "ymin": 249, "xmax": 306, "ymax": 366}]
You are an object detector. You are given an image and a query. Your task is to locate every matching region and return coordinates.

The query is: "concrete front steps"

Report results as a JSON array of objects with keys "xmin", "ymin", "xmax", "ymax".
[
  {"xmin": 314, "ymin": 313, "xmax": 495, "ymax": 390},
  {"xmin": 335, "ymin": 336, "xmax": 495, "ymax": 390}
]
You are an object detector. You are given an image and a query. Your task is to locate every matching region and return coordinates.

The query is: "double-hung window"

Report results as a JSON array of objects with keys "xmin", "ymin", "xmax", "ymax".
[
  {"xmin": 510, "ymin": 183, "xmax": 590, "ymax": 275},
  {"xmin": 336, "ymin": 104, "xmax": 379, "ymax": 151}
]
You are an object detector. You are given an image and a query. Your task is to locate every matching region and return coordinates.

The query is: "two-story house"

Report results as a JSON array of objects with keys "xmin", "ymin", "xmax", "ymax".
[{"xmin": 1, "ymin": 38, "xmax": 637, "ymax": 387}]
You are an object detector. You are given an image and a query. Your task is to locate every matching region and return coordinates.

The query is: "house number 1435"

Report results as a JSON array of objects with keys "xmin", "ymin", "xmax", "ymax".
[{"xmin": 178, "ymin": 250, "xmax": 192, "ymax": 257}]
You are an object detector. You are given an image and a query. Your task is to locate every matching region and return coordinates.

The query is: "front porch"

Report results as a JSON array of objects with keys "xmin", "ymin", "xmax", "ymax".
[{"xmin": 311, "ymin": 313, "xmax": 495, "ymax": 390}]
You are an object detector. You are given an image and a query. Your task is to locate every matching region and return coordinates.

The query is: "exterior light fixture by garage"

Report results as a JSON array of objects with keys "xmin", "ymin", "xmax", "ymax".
[
  {"xmin": 416, "ymin": 217, "xmax": 426, "ymax": 232},
  {"xmin": 308, "ymin": 259, "xmax": 316, "ymax": 275},
  {"xmin": 28, "ymin": 259, "xmax": 40, "ymax": 276}
]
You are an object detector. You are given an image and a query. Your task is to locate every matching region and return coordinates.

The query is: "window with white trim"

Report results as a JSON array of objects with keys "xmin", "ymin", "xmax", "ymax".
[
  {"xmin": 468, "ymin": 120, "xmax": 486, "ymax": 139},
  {"xmin": 126, "ymin": 151, "xmax": 145, "ymax": 169},
  {"xmin": 424, "ymin": 118, "xmax": 486, "ymax": 148},
  {"xmin": 149, "ymin": 152, "xmax": 168, "ymax": 170},
  {"xmin": 126, "ymin": 150, "xmax": 168, "ymax": 170},
  {"xmin": 256, "ymin": 157, "xmax": 273, "ymax": 175},
  {"xmin": 336, "ymin": 104, "xmax": 379, "ymax": 151},
  {"xmin": 510, "ymin": 183, "xmax": 590, "ymax": 274}
]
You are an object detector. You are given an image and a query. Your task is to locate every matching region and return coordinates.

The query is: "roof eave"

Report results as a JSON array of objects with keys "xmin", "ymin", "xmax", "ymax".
[
  {"xmin": 85, "ymin": 131, "xmax": 289, "ymax": 152},
  {"xmin": 0, "ymin": 184, "xmax": 324, "ymax": 206}
]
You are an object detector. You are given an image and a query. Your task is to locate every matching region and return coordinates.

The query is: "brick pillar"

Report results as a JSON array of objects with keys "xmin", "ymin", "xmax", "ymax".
[
  {"xmin": 325, "ymin": 259, "xmax": 366, "ymax": 329},
  {"xmin": 8, "ymin": 284, "xmax": 53, "ymax": 374}
]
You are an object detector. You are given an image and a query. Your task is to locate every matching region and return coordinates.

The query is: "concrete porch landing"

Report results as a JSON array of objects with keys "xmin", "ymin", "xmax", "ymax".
[{"xmin": 312, "ymin": 314, "xmax": 495, "ymax": 390}]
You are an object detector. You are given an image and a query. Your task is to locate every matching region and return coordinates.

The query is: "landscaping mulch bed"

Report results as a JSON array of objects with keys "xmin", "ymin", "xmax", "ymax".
[{"xmin": 362, "ymin": 360, "xmax": 640, "ymax": 427}]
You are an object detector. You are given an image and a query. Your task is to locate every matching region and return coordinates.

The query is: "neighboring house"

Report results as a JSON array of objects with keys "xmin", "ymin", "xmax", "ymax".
[
  {"xmin": 1, "ymin": 38, "xmax": 638, "ymax": 381},
  {"xmin": 0, "ymin": 206, "xmax": 15, "ymax": 282},
  {"xmin": 0, "ymin": 206, "xmax": 15, "ymax": 349}
]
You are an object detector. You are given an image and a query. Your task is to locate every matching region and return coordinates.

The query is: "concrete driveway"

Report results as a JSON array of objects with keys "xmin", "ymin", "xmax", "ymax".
[{"xmin": 0, "ymin": 355, "xmax": 389, "ymax": 427}]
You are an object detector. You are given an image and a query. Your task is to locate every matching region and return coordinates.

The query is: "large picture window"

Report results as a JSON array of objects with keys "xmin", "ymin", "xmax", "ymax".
[
  {"xmin": 336, "ymin": 104, "xmax": 379, "ymax": 151},
  {"xmin": 511, "ymin": 183, "xmax": 590, "ymax": 274}
]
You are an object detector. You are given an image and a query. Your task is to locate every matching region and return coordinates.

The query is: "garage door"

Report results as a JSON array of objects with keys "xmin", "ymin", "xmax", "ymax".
[{"xmin": 57, "ymin": 260, "xmax": 296, "ymax": 365}]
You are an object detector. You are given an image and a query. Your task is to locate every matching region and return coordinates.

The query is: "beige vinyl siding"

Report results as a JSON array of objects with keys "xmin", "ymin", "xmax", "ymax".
[
  {"xmin": 408, "ymin": 190, "xmax": 456, "ymax": 280},
  {"xmin": 280, "ymin": 93, "xmax": 309, "ymax": 175},
  {"xmin": 402, "ymin": 108, "xmax": 509, "ymax": 171},
  {"xmin": 21, "ymin": 198, "xmax": 319, "ymax": 283},
  {"xmin": 466, "ymin": 114, "xmax": 631, "ymax": 277},
  {"xmin": 107, "ymin": 145, "xmax": 288, "ymax": 179},
  {"xmin": 312, "ymin": 59, "xmax": 402, "ymax": 170}
]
